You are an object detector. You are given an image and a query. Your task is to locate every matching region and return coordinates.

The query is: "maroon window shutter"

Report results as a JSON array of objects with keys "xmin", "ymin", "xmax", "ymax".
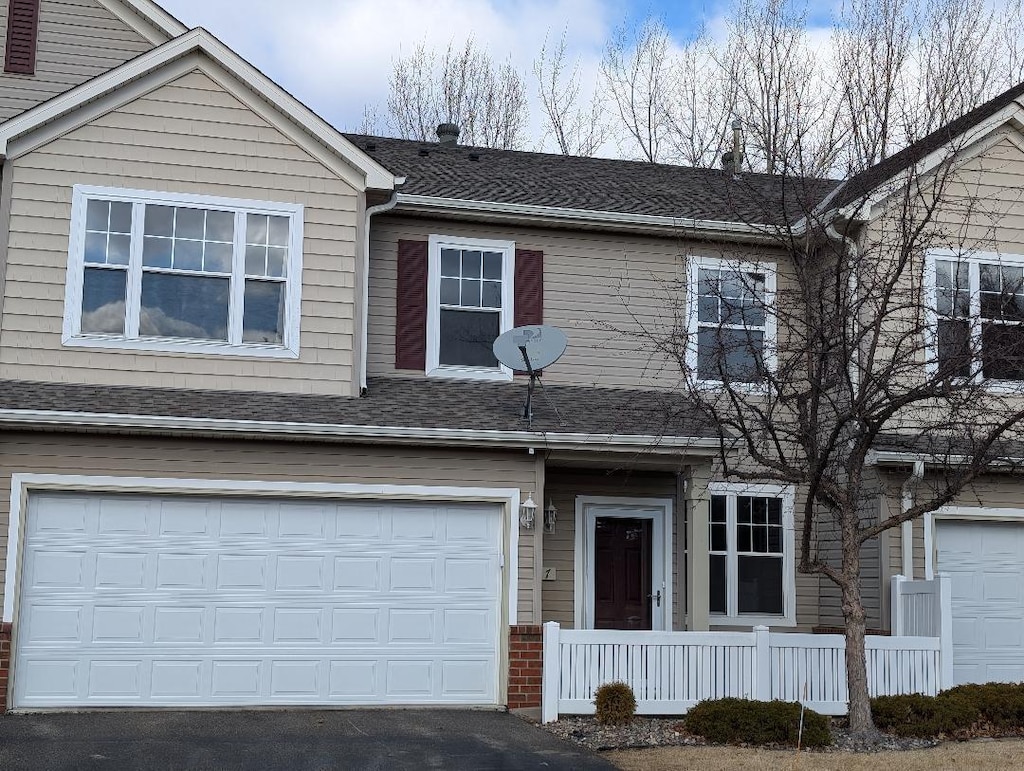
[
  {"xmin": 5, "ymin": 0, "xmax": 40, "ymax": 75},
  {"xmin": 395, "ymin": 239, "xmax": 428, "ymax": 371},
  {"xmin": 514, "ymin": 249, "xmax": 544, "ymax": 327}
]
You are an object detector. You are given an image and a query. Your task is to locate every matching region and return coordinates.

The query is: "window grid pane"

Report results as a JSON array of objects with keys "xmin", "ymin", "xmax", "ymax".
[
  {"xmin": 143, "ymin": 205, "xmax": 236, "ymax": 275},
  {"xmin": 935, "ymin": 257, "xmax": 1024, "ymax": 381},
  {"xmin": 77, "ymin": 194, "xmax": 295, "ymax": 348},
  {"xmin": 711, "ymin": 492, "xmax": 786, "ymax": 618},
  {"xmin": 439, "ymin": 247, "xmax": 503, "ymax": 311},
  {"xmin": 695, "ymin": 265, "xmax": 768, "ymax": 382}
]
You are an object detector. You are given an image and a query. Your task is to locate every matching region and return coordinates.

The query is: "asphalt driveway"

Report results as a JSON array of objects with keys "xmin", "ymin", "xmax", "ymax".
[{"xmin": 0, "ymin": 708, "xmax": 614, "ymax": 770}]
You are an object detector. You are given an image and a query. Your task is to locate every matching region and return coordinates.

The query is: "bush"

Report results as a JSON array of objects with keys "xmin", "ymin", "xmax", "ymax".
[
  {"xmin": 871, "ymin": 682, "xmax": 1024, "ymax": 738},
  {"xmin": 941, "ymin": 683, "xmax": 1024, "ymax": 730},
  {"xmin": 593, "ymin": 681, "xmax": 637, "ymax": 725},
  {"xmin": 870, "ymin": 693, "xmax": 977, "ymax": 738},
  {"xmin": 683, "ymin": 698, "xmax": 831, "ymax": 748}
]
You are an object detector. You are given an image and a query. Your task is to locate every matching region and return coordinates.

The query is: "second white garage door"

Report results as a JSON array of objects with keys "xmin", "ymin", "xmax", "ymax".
[
  {"xmin": 937, "ymin": 519, "xmax": 1024, "ymax": 686},
  {"xmin": 13, "ymin": 493, "xmax": 504, "ymax": 709}
]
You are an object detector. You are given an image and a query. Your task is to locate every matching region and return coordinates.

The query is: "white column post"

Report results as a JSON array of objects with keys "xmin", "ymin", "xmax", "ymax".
[
  {"xmin": 541, "ymin": 621, "xmax": 560, "ymax": 723},
  {"xmin": 890, "ymin": 574, "xmax": 906, "ymax": 637},
  {"xmin": 937, "ymin": 573, "xmax": 954, "ymax": 689},
  {"xmin": 754, "ymin": 625, "xmax": 771, "ymax": 701}
]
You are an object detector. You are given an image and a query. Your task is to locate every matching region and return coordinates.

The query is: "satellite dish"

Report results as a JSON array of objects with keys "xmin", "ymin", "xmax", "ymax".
[{"xmin": 493, "ymin": 325, "xmax": 567, "ymax": 372}]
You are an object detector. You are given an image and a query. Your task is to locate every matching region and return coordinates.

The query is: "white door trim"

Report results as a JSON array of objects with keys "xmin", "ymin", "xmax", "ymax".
[
  {"xmin": 3, "ymin": 473, "xmax": 521, "ymax": 626},
  {"xmin": 573, "ymin": 496, "xmax": 673, "ymax": 631}
]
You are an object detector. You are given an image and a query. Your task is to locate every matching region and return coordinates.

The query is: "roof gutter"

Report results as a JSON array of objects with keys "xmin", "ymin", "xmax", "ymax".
[
  {"xmin": 0, "ymin": 408, "xmax": 725, "ymax": 455},
  {"xmin": 394, "ymin": 193, "xmax": 780, "ymax": 240}
]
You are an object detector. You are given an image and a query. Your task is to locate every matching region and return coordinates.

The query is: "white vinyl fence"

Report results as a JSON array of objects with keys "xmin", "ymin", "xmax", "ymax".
[
  {"xmin": 541, "ymin": 623, "xmax": 943, "ymax": 723},
  {"xmin": 890, "ymin": 573, "xmax": 954, "ymax": 689}
]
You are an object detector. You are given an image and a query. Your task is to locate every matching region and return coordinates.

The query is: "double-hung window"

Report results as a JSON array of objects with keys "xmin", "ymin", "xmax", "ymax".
[
  {"xmin": 687, "ymin": 255, "xmax": 776, "ymax": 384},
  {"xmin": 64, "ymin": 186, "xmax": 303, "ymax": 357},
  {"xmin": 930, "ymin": 250, "xmax": 1024, "ymax": 382},
  {"xmin": 708, "ymin": 482, "xmax": 795, "ymax": 625},
  {"xmin": 426, "ymin": 234, "xmax": 514, "ymax": 380}
]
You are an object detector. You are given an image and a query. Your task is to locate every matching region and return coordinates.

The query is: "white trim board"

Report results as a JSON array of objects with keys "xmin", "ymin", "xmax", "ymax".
[
  {"xmin": 425, "ymin": 234, "xmax": 515, "ymax": 382},
  {"xmin": 3, "ymin": 474, "xmax": 521, "ymax": 626},
  {"xmin": 573, "ymin": 496, "xmax": 674, "ymax": 631},
  {"xmin": 0, "ymin": 408, "xmax": 724, "ymax": 454},
  {"xmin": 0, "ymin": 29, "xmax": 395, "ymax": 192},
  {"xmin": 98, "ymin": 0, "xmax": 188, "ymax": 43}
]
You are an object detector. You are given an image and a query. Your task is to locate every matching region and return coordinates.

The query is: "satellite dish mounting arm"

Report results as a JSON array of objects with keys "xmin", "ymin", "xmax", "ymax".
[{"xmin": 519, "ymin": 344, "xmax": 538, "ymax": 426}]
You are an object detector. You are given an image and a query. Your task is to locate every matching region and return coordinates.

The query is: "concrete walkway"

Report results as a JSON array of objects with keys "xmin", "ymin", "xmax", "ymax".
[{"xmin": 0, "ymin": 709, "xmax": 616, "ymax": 770}]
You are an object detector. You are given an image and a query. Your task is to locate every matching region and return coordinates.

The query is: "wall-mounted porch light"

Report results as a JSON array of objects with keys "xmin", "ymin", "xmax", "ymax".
[
  {"xmin": 520, "ymin": 493, "xmax": 538, "ymax": 529},
  {"xmin": 544, "ymin": 500, "xmax": 558, "ymax": 533}
]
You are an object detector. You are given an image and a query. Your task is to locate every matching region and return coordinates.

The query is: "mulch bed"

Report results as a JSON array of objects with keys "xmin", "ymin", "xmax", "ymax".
[{"xmin": 535, "ymin": 715, "xmax": 940, "ymax": 753}]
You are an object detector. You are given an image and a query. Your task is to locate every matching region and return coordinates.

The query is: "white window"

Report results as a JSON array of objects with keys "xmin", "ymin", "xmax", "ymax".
[
  {"xmin": 63, "ymin": 186, "xmax": 303, "ymax": 357},
  {"xmin": 708, "ymin": 482, "xmax": 795, "ymax": 626},
  {"xmin": 686, "ymin": 255, "xmax": 776, "ymax": 384},
  {"xmin": 928, "ymin": 250, "xmax": 1024, "ymax": 383},
  {"xmin": 426, "ymin": 234, "xmax": 515, "ymax": 380}
]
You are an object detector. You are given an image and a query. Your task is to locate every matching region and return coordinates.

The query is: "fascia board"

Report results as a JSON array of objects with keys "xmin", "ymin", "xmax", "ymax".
[
  {"xmin": 0, "ymin": 29, "xmax": 395, "ymax": 191},
  {"xmin": 394, "ymin": 193, "xmax": 781, "ymax": 241},
  {"xmin": 0, "ymin": 407, "xmax": 726, "ymax": 455}
]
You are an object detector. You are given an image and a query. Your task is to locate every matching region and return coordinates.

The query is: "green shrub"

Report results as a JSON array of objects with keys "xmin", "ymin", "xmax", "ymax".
[
  {"xmin": 683, "ymin": 698, "xmax": 831, "ymax": 748},
  {"xmin": 870, "ymin": 693, "xmax": 978, "ymax": 738},
  {"xmin": 593, "ymin": 681, "xmax": 637, "ymax": 725},
  {"xmin": 940, "ymin": 683, "xmax": 1024, "ymax": 730}
]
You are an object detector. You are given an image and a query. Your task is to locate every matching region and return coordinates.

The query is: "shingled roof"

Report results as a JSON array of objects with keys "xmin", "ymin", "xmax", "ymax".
[
  {"xmin": 345, "ymin": 133, "xmax": 840, "ymax": 227},
  {"xmin": 828, "ymin": 80, "xmax": 1024, "ymax": 212},
  {"xmin": 0, "ymin": 377, "xmax": 720, "ymax": 443}
]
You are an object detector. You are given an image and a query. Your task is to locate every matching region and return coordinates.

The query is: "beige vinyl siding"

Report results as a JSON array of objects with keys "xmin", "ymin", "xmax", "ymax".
[
  {"xmin": 0, "ymin": 69, "xmax": 362, "ymax": 395},
  {"xmin": 0, "ymin": 0, "xmax": 160, "ymax": 122},
  {"xmin": 0, "ymin": 432, "xmax": 541, "ymax": 623},
  {"xmin": 367, "ymin": 215, "xmax": 739, "ymax": 389},
  {"xmin": 541, "ymin": 469, "xmax": 679, "ymax": 628}
]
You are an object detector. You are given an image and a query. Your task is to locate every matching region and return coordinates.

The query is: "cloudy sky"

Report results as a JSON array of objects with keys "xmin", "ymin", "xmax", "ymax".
[{"xmin": 156, "ymin": 0, "xmax": 741, "ymax": 140}]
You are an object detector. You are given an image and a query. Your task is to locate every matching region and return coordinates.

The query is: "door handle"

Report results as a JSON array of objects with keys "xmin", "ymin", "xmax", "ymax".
[{"xmin": 647, "ymin": 590, "xmax": 662, "ymax": 607}]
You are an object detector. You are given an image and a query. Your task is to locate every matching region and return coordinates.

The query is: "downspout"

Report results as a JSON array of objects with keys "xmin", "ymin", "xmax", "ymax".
[
  {"xmin": 900, "ymin": 460, "xmax": 925, "ymax": 579},
  {"xmin": 824, "ymin": 223, "xmax": 861, "ymax": 389},
  {"xmin": 359, "ymin": 181, "xmax": 403, "ymax": 395}
]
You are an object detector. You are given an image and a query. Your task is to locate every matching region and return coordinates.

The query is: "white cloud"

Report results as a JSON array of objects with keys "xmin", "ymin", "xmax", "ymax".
[{"xmin": 159, "ymin": 0, "xmax": 613, "ymax": 139}]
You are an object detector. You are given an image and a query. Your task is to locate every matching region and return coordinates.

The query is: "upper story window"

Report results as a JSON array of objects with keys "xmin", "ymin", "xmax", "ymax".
[
  {"xmin": 64, "ymin": 186, "xmax": 303, "ymax": 358},
  {"xmin": 426, "ymin": 235, "xmax": 514, "ymax": 380},
  {"xmin": 930, "ymin": 250, "xmax": 1024, "ymax": 382},
  {"xmin": 687, "ymin": 255, "xmax": 776, "ymax": 384},
  {"xmin": 708, "ymin": 481, "xmax": 795, "ymax": 626}
]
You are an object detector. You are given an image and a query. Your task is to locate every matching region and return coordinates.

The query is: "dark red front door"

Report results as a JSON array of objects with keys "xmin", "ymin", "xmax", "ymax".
[{"xmin": 593, "ymin": 517, "xmax": 653, "ymax": 629}]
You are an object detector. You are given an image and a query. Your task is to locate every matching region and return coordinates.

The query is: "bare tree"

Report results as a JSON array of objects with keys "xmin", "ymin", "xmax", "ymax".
[
  {"xmin": 385, "ymin": 38, "xmax": 530, "ymax": 149},
  {"xmin": 664, "ymin": 30, "xmax": 736, "ymax": 168},
  {"xmin": 639, "ymin": 137, "xmax": 1024, "ymax": 735},
  {"xmin": 600, "ymin": 19, "xmax": 674, "ymax": 162},
  {"xmin": 834, "ymin": 0, "xmax": 916, "ymax": 171},
  {"xmin": 533, "ymin": 31, "xmax": 609, "ymax": 156},
  {"xmin": 720, "ymin": 0, "xmax": 847, "ymax": 176}
]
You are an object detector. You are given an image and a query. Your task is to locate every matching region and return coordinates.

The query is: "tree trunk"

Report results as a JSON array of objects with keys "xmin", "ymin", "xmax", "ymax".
[{"xmin": 841, "ymin": 578, "xmax": 878, "ymax": 736}]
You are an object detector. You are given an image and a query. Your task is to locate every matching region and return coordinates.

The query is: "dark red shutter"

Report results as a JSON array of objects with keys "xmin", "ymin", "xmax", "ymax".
[
  {"xmin": 5, "ymin": 0, "xmax": 40, "ymax": 75},
  {"xmin": 514, "ymin": 249, "xmax": 544, "ymax": 326},
  {"xmin": 395, "ymin": 239, "xmax": 428, "ymax": 370}
]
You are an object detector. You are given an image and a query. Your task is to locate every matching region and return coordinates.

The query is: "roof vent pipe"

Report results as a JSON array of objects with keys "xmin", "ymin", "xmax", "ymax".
[
  {"xmin": 436, "ymin": 123, "xmax": 460, "ymax": 145},
  {"xmin": 722, "ymin": 118, "xmax": 744, "ymax": 174}
]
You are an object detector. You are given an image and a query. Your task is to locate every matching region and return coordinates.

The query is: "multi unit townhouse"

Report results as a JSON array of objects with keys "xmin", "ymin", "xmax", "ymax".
[{"xmin": 0, "ymin": 0, "xmax": 1022, "ymax": 713}]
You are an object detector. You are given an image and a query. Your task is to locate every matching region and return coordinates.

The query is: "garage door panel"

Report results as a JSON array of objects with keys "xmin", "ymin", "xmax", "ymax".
[
  {"xmin": 938, "ymin": 519, "xmax": 1024, "ymax": 686},
  {"xmin": 14, "ymin": 493, "xmax": 503, "ymax": 708}
]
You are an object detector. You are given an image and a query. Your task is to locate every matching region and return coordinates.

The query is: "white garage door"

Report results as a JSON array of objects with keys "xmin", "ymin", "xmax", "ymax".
[
  {"xmin": 13, "ymin": 493, "xmax": 503, "ymax": 708},
  {"xmin": 937, "ymin": 519, "xmax": 1024, "ymax": 686}
]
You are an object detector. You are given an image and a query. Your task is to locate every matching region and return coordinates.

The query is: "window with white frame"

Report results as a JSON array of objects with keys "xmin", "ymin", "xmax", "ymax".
[
  {"xmin": 64, "ymin": 186, "xmax": 303, "ymax": 357},
  {"xmin": 687, "ymin": 256, "xmax": 775, "ymax": 383},
  {"xmin": 708, "ymin": 482, "xmax": 795, "ymax": 625},
  {"xmin": 930, "ymin": 250, "xmax": 1024, "ymax": 381},
  {"xmin": 426, "ymin": 234, "xmax": 514, "ymax": 379}
]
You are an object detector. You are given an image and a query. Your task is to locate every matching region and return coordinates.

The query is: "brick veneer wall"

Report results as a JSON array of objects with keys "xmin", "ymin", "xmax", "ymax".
[
  {"xmin": 508, "ymin": 624, "xmax": 542, "ymax": 710},
  {"xmin": 0, "ymin": 622, "xmax": 11, "ymax": 713}
]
